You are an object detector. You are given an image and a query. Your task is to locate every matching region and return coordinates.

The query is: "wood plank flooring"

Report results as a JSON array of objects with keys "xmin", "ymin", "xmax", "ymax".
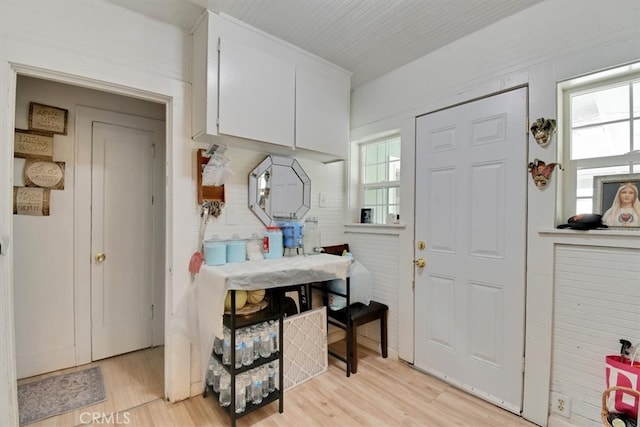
[{"xmin": 18, "ymin": 345, "xmax": 537, "ymax": 426}]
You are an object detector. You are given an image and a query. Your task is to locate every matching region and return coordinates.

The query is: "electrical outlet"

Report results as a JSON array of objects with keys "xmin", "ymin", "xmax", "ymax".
[{"xmin": 550, "ymin": 392, "xmax": 572, "ymax": 417}]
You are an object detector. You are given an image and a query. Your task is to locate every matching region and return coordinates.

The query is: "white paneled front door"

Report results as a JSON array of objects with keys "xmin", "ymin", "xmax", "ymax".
[
  {"xmin": 414, "ymin": 88, "xmax": 527, "ymax": 413},
  {"xmin": 90, "ymin": 122, "xmax": 155, "ymax": 361}
]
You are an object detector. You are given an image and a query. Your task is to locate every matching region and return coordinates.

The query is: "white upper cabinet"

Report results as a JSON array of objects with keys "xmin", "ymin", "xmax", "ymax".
[
  {"xmin": 191, "ymin": 12, "xmax": 351, "ymax": 162},
  {"xmin": 295, "ymin": 63, "xmax": 350, "ymax": 159},
  {"xmin": 219, "ymin": 37, "xmax": 295, "ymax": 147}
]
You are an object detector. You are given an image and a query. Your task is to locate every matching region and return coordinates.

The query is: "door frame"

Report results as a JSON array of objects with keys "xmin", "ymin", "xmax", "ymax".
[
  {"xmin": 2, "ymin": 63, "xmax": 176, "ymax": 405},
  {"xmin": 76, "ymin": 108, "xmax": 165, "ymax": 365}
]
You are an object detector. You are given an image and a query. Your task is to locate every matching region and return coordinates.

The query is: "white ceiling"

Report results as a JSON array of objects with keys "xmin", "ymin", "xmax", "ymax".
[{"xmin": 104, "ymin": 0, "xmax": 543, "ymax": 88}]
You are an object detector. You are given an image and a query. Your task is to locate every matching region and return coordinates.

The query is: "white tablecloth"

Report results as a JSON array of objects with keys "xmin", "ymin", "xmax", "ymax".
[{"xmin": 194, "ymin": 254, "xmax": 352, "ymax": 384}]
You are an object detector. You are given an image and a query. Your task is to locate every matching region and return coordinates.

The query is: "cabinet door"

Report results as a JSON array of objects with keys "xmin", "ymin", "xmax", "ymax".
[
  {"xmin": 295, "ymin": 64, "xmax": 350, "ymax": 159},
  {"xmin": 219, "ymin": 37, "xmax": 295, "ymax": 147}
]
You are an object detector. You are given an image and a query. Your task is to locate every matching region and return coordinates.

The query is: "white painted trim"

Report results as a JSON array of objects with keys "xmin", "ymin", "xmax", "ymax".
[
  {"xmin": 344, "ymin": 223, "xmax": 405, "ymax": 235},
  {"xmin": 547, "ymin": 414, "xmax": 579, "ymax": 427},
  {"xmin": 0, "ymin": 61, "xmax": 189, "ymax": 416},
  {"xmin": 0, "ymin": 59, "xmax": 19, "ymax": 427}
]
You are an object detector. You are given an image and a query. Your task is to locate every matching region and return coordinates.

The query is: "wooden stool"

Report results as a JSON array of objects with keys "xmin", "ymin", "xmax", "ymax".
[{"xmin": 327, "ymin": 300, "xmax": 388, "ymax": 374}]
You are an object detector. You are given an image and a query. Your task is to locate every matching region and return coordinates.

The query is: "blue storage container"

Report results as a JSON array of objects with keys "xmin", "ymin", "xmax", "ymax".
[
  {"xmin": 226, "ymin": 240, "xmax": 246, "ymax": 263},
  {"xmin": 203, "ymin": 241, "xmax": 226, "ymax": 266}
]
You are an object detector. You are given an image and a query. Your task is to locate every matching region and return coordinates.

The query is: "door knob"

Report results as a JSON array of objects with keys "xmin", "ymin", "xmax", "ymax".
[
  {"xmin": 414, "ymin": 257, "xmax": 426, "ymax": 268},
  {"xmin": 95, "ymin": 252, "xmax": 106, "ymax": 263}
]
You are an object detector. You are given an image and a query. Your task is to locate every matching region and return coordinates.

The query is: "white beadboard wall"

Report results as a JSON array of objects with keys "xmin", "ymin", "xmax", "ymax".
[
  {"xmin": 344, "ymin": 230, "xmax": 400, "ymax": 354},
  {"xmin": 552, "ymin": 245, "xmax": 640, "ymax": 426},
  {"xmin": 194, "ymin": 145, "xmax": 346, "ymax": 246}
]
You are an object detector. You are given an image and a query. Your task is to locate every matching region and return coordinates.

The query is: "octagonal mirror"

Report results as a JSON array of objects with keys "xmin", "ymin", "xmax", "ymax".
[{"xmin": 248, "ymin": 155, "xmax": 311, "ymax": 226}]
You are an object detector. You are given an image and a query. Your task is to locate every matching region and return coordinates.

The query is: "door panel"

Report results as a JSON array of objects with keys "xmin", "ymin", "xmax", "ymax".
[
  {"xmin": 414, "ymin": 88, "xmax": 527, "ymax": 413},
  {"xmin": 91, "ymin": 123, "xmax": 154, "ymax": 361}
]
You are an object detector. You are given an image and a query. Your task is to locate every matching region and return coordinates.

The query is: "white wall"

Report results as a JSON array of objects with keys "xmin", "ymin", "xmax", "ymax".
[
  {"xmin": 349, "ymin": 1, "xmax": 640, "ymax": 426},
  {"xmin": 552, "ymin": 244, "xmax": 639, "ymax": 426}
]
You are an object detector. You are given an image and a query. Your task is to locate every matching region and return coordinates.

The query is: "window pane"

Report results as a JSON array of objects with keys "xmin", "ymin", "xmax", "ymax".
[
  {"xmin": 389, "ymin": 187, "xmax": 400, "ymax": 204},
  {"xmin": 377, "ymin": 144, "xmax": 387, "ymax": 163},
  {"xmin": 571, "ymin": 84, "xmax": 629, "ymax": 127},
  {"xmin": 570, "ymin": 122, "xmax": 630, "ymax": 159},
  {"xmin": 364, "ymin": 144, "xmax": 377, "ymax": 165},
  {"xmin": 364, "ymin": 188, "xmax": 377, "ymax": 205},
  {"xmin": 575, "ymin": 198, "xmax": 593, "ymax": 214},
  {"xmin": 389, "ymin": 160, "xmax": 400, "ymax": 182},
  {"xmin": 577, "ymin": 166, "xmax": 631, "ymax": 197},
  {"xmin": 389, "ymin": 139, "xmax": 400, "ymax": 158},
  {"xmin": 634, "ymin": 82, "xmax": 640, "ymax": 118},
  {"xmin": 635, "ymin": 118, "xmax": 640, "ymax": 150},
  {"xmin": 364, "ymin": 165, "xmax": 377, "ymax": 183},
  {"xmin": 377, "ymin": 164, "xmax": 386, "ymax": 182}
]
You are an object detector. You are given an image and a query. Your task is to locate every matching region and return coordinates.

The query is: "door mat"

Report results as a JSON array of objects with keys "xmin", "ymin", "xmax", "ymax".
[{"xmin": 18, "ymin": 366, "xmax": 107, "ymax": 425}]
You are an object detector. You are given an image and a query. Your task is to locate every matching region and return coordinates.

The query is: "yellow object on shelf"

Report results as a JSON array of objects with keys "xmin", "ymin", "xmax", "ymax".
[{"xmin": 224, "ymin": 290, "xmax": 247, "ymax": 311}]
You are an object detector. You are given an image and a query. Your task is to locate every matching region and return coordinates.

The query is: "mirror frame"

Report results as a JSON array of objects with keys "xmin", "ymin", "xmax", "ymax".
[{"xmin": 248, "ymin": 155, "xmax": 311, "ymax": 226}]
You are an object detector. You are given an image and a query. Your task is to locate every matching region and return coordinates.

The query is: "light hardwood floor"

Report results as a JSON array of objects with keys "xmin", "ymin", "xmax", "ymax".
[{"xmin": 18, "ymin": 345, "xmax": 537, "ymax": 426}]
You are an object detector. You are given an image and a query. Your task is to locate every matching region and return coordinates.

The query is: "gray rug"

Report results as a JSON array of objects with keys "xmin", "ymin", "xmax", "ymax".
[{"xmin": 18, "ymin": 366, "xmax": 107, "ymax": 425}]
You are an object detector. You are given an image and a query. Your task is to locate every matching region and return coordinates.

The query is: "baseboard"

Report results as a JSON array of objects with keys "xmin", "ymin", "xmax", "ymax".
[
  {"xmin": 548, "ymin": 413, "xmax": 578, "ymax": 427},
  {"xmin": 190, "ymin": 381, "xmax": 203, "ymax": 398}
]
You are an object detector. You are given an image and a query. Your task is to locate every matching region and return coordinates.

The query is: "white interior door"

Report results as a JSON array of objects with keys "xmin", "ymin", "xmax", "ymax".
[
  {"xmin": 91, "ymin": 122, "xmax": 155, "ymax": 361},
  {"xmin": 414, "ymin": 88, "xmax": 527, "ymax": 413}
]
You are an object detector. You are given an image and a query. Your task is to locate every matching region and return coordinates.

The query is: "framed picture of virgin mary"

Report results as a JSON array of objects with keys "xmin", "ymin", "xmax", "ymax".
[{"xmin": 593, "ymin": 173, "xmax": 640, "ymax": 228}]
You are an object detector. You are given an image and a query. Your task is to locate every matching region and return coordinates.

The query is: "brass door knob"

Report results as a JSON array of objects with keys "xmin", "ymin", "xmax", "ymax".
[
  {"xmin": 414, "ymin": 258, "xmax": 426, "ymax": 268},
  {"xmin": 95, "ymin": 252, "xmax": 106, "ymax": 263}
]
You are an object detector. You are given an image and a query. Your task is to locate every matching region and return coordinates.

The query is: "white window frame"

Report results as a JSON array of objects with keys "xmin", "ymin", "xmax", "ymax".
[
  {"xmin": 357, "ymin": 134, "xmax": 401, "ymax": 224},
  {"xmin": 558, "ymin": 62, "xmax": 640, "ymax": 221}
]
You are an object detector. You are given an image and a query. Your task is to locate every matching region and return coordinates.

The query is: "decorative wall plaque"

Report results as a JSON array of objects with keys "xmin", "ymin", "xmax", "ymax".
[
  {"xmin": 29, "ymin": 102, "xmax": 68, "ymax": 135},
  {"xmin": 24, "ymin": 159, "xmax": 65, "ymax": 190},
  {"xmin": 14, "ymin": 129, "xmax": 54, "ymax": 160},
  {"xmin": 13, "ymin": 187, "xmax": 50, "ymax": 216}
]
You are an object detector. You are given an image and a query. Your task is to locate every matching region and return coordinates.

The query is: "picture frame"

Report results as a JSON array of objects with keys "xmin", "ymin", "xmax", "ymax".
[
  {"xmin": 14, "ymin": 129, "xmax": 54, "ymax": 160},
  {"xmin": 360, "ymin": 208, "xmax": 373, "ymax": 224},
  {"xmin": 29, "ymin": 102, "xmax": 68, "ymax": 135},
  {"xmin": 593, "ymin": 173, "xmax": 640, "ymax": 228}
]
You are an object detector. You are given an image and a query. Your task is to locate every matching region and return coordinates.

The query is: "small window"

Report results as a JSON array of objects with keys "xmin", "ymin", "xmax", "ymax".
[
  {"xmin": 560, "ymin": 63, "xmax": 640, "ymax": 219},
  {"xmin": 360, "ymin": 135, "xmax": 401, "ymax": 224}
]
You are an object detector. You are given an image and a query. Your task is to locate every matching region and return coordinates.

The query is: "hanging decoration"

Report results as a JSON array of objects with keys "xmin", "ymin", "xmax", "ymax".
[
  {"xmin": 530, "ymin": 118, "xmax": 557, "ymax": 147},
  {"xmin": 528, "ymin": 159, "xmax": 562, "ymax": 189}
]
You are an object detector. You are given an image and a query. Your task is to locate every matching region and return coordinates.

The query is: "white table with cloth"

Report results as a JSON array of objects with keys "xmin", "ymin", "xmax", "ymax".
[{"xmin": 193, "ymin": 254, "xmax": 353, "ymax": 385}]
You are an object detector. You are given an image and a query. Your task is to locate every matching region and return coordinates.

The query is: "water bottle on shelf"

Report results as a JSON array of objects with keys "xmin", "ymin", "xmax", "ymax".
[
  {"xmin": 241, "ymin": 330, "xmax": 254, "ymax": 366},
  {"xmin": 219, "ymin": 373, "xmax": 231, "ymax": 407},
  {"xmin": 259, "ymin": 324, "xmax": 271, "ymax": 358},
  {"xmin": 222, "ymin": 327, "xmax": 231, "ymax": 365},
  {"xmin": 235, "ymin": 377, "xmax": 246, "ymax": 414},
  {"xmin": 269, "ymin": 320, "xmax": 278, "ymax": 353},
  {"xmin": 251, "ymin": 372, "xmax": 263, "ymax": 405},
  {"xmin": 267, "ymin": 363, "xmax": 276, "ymax": 393}
]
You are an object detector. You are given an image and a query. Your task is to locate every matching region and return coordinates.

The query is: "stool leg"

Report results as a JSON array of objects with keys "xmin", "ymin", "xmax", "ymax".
[
  {"xmin": 381, "ymin": 311, "xmax": 388, "ymax": 358},
  {"xmin": 350, "ymin": 323, "xmax": 358, "ymax": 374}
]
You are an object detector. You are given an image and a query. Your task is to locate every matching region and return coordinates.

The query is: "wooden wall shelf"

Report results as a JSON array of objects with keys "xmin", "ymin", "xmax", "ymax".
[{"xmin": 197, "ymin": 149, "xmax": 225, "ymax": 204}]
